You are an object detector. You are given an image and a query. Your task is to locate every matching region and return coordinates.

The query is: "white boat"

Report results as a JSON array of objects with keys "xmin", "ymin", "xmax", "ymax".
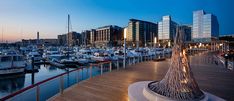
[
  {"xmin": 27, "ymin": 51, "xmax": 43, "ymax": 62},
  {"xmin": 0, "ymin": 52, "xmax": 26, "ymax": 75},
  {"xmin": 91, "ymin": 52, "xmax": 111, "ymax": 62},
  {"xmin": 114, "ymin": 50, "xmax": 125, "ymax": 60}
]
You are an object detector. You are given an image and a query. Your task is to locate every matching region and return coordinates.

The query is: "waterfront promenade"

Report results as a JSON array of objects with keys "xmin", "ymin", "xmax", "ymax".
[{"xmin": 50, "ymin": 53, "xmax": 234, "ymax": 101}]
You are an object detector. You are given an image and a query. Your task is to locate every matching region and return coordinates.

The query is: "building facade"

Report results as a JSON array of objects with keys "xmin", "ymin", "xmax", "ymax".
[
  {"xmin": 81, "ymin": 30, "xmax": 91, "ymax": 46},
  {"xmin": 58, "ymin": 34, "xmax": 67, "ymax": 46},
  {"xmin": 90, "ymin": 25, "xmax": 123, "ymax": 47},
  {"xmin": 180, "ymin": 25, "xmax": 192, "ymax": 42},
  {"xmin": 67, "ymin": 31, "xmax": 81, "ymax": 46},
  {"xmin": 192, "ymin": 10, "xmax": 219, "ymax": 42},
  {"xmin": 21, "ymin": 39, "xmax": 58, "ymax": 46},
  {"xmin": 158, "ymin": 16, "xmax": 177, "ymax": 43},
  {"xmin": 58, "ymin": 31, "xmax": 81, "ymax": 46},
  {"xmin": 127, "ymin": 19, "xmax": 157, "ymax": 47},
  {"xmin": 90, "ymin": 29, "xmax": 96, "ymax": 46}
]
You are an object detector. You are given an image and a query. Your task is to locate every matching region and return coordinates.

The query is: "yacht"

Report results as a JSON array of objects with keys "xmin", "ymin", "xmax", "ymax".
[
  {"xmin": 0, "ymin": 51, "xmax": 26, "ymax": 75},
  {"xmin": 91, "ymin": 52, "xmax": 111, "ymax": 62},
  {"xmin": 27, "ymin": 51, "xmax": 43, "ymax": 63}
]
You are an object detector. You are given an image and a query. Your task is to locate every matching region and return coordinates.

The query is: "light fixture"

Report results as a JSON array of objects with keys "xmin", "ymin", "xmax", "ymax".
[
  {"xmin": 154, "ymin": 37, "xmax": 157, "ymax": 44},
  {"xmin": 124, "ymin": 28, "xmax": 127, "ymax": 39}
]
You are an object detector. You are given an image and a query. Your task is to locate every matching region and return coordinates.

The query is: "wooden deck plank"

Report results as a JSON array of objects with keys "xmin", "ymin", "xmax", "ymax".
[{"xmin": 50, "ymin": 55, "xmax": 234, "ymax": 101}]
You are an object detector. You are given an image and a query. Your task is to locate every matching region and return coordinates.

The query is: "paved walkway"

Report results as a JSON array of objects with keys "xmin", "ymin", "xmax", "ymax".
[{"xmin": 50, "ymin": 54, "xmax": 234, "ymax": 101}]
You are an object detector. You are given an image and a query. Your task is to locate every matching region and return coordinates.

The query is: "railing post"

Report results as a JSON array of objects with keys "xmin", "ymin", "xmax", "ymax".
[
  {"xmin": 36, "ymin": 86, "xmax": 40, "ymax": 101},
  {"xmin": 109, "ymin": 62, "xmax": 112, "ymax": 72},
  {"xmin": 101, "ymin": 63, "xmax": 103, "ymax": 75},
  {"xmin": 89, "ymin": 65, "xmax": 92, "ymax": 78},
  {"xmin": 128, "ymin": 58, "xmax": 131, "ymax": 65},
  {"xmin": 141, "ymin": 56, "xmax": 143, "ymax": 62},
  {"xmin": 60, "ymin": 76, "xmax": 64, "ymax": 94},
  {"xmin": 133, "ymin": 57, "xmax": 135, "ymax": 64},
  {"xmin": 81, "ymin": 68, "xmax": 83, "ymax": 80},
  {"xmin": 123, "ymin": 59, "xmax": 125, "ymax": 69},
  {"xmin": 76, "ymin": 69, "xmax": 79, "ymax": 83},
  {"xmin": 138, "ymin": 56, "xmax": 140, "ymax": 63},
  {"xmin": 117, "ymin": 60, "xmax": 119, "ymax": 70}
]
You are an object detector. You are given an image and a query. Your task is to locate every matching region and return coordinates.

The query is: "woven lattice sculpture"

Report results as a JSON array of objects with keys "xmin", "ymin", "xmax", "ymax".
[{"xmin": 148, "ymin": 27, "xmax": 204, "ymax": 100}]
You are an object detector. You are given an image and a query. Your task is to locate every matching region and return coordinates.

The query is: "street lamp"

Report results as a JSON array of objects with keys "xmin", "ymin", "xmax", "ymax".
[{"xmin": 124, "ymin": 28, "xmax": 127, "ymax": 68}]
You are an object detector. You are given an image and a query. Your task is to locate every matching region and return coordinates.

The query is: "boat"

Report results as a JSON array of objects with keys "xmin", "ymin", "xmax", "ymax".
[
  {"xmin": 0, "ymin": 51, "xmax": 26, "ymax": 75},
  {"xmin": 27, "ymin": 51, "xmax": 43, "ymax": 63},
  {"xmin": 91, "ymin": 52, "xmax": 111, "ymax": 62}
]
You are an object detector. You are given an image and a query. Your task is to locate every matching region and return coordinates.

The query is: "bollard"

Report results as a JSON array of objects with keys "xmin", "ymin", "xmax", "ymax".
[{"xmin": 60, "ymin": 76, "xmax": 64, "ymax": 94}]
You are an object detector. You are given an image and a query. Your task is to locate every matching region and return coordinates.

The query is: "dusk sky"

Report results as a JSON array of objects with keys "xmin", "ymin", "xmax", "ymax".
[{"xmin": 0, "ymin": 0, "xmax": 233, "ymax": 42}]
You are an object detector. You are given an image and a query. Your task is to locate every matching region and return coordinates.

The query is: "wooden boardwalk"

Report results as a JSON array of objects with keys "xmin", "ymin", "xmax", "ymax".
[{"xmin": 50, "ymin": 55, "xmax": 234, "ymax": 101}]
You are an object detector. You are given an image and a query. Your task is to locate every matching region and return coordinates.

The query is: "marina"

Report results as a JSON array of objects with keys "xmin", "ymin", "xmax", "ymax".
[
  {"xmin": 0, "ymin": 46, "xmax": 173, "ymax": 100},
  {"xmin": 0, "ymin": 1, "xmax": 234, "ymax": 100}
]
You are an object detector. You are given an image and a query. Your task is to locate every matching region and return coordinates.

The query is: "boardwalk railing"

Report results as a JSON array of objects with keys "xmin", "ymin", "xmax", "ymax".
[{"xmin": 1, "ymin": 55, "xmax": 157, "ymax": 101}]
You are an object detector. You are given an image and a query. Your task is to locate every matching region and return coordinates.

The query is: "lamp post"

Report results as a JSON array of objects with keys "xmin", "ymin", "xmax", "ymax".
[{"xmin": 124, "ymin": 28, "xmax": 127, "ymax": 68}]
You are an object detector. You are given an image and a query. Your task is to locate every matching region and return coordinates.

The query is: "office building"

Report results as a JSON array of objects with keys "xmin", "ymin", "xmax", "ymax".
[
  {"xmin": 90, "ymin": 29, "xmax": 96, "ymax": 46},
  {"xmin": 180, "ymin": 25, "xmax": 192, "ymax": 42},
  {"xmin": 67, "ymin": 31, "xmax": 81, "ymax": 46},
  {"xmin": 58, "ymin": 31, "xmax": 81, "ymax": 46},
  {"xmin": 81, "ymin": 30, "xmax": 91, "ymax": 46},
  {"xmin": 158, "ymin": 16, "xmax": 177, "ymax": 43},
  {"xmin": 192, "ymin": 10, "xmax": 219, "ymax": 42},
  {"xmin": 58, "ymin": 34, "xmax": 67, "ymax": 46},
  {"xmin": 127, "ymin": 19, "xmax": 157, "ymax": 47},
  {"xmin": 90, "ymin": 25, "xmax": 123, "ymax": 47}
]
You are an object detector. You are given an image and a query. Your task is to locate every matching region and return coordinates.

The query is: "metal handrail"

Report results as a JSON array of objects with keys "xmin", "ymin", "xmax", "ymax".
[
  {"xmin": 1, "ymin": 55, "xmax": 152, "ymax": 100},
  {"xmin": 1, "ymin": 61, "xmax": 112, "ymax": 101}
]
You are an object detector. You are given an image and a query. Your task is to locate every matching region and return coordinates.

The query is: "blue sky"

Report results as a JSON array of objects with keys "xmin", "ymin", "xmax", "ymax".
[{"xmin": 0, "ymin": 0, "xmax": 233, "ymax": 42}]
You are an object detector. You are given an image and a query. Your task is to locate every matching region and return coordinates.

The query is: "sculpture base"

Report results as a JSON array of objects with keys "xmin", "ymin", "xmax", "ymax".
[{"xmin": 128, "ymin": 81, "xmax": 225, "ymax": 101}]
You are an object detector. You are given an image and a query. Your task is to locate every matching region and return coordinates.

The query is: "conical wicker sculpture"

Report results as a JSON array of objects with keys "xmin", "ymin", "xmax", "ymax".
[{"xmin": 148, "ymin": 27, "xmax": 205, "ymax": 100}]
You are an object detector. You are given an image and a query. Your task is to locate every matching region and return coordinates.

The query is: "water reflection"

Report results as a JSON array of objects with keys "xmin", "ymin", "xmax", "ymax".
[
  {"xmin": 0, "ymin": 65, "xmax": 66, "ymax": 98},
  {"xmin": 0, "ymin": 74, "xmax": 25, "ymax": 97}
]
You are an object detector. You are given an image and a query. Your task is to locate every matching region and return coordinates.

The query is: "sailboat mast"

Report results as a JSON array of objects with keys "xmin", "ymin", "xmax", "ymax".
[
  {"xmin": 68, "ymin": 14, "xmax": 70, "ymax": 47},
  {"xmin": 67, "ymin": 14, "xmax": 70, "ymax": 58}
]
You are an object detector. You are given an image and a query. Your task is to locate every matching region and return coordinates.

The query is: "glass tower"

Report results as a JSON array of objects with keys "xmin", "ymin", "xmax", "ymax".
[
  {"xmin": 192, "ymin": 10, "xmax": 219, "ymax": 42},
  {"xmin": 158, "ymin": 15, "xmax": 177, "ymax": 41}
]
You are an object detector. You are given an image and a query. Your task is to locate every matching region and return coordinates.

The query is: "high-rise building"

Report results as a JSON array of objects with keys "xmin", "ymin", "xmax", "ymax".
[
  {"xmin": 127, "ymin": 19, "xmax": 157, "ymax": 47},
  {"xmin": 192, "ymin": 10, "xmax": 219, "ymax": 42},
  {"xmin": 158, "ymin": 16, "xmax": 177, "ymax": 42},
  {"xmin": 180, "ymin": 25, "xmax": 192, "ymax": 42},
  {"xmin": 90, "ymin": 25, "xmax": 123, "ymax": 47}
]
